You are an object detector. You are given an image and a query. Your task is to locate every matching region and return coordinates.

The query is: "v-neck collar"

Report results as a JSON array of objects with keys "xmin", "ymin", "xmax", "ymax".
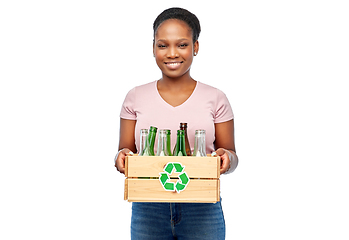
[{"xmin": 155, "ymin": 80, "xmax": 199, "ymax": 109}]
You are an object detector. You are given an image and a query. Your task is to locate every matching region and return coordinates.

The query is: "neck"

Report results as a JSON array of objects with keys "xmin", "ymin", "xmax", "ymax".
[{"xmin": 160, "ymin": 72, "xmax": 195, "ymax": 88}]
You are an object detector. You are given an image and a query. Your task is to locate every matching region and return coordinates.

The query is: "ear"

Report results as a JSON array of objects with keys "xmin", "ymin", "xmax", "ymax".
[
  {"xmin": 194, "ymin": 40, "xmax": 199, "ymax": 56},
  {"xmin": 153, "ymin": 40, "xmax": 155, "ymax": 56}
]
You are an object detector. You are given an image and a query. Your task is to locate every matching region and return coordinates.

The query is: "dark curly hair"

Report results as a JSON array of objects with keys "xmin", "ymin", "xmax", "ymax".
[{"xmin": 153, "ymin": 7, "xmax": 201, "ymax": 43}]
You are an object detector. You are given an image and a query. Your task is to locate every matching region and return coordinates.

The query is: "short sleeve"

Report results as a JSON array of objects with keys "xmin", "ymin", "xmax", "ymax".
[
  {"xmin": 120, "ymin": 87, "xmax": 137, "ymax": 120},
  {"xmin": 214, "ymin": 89, "xmax": 234, "ymax": 123}
]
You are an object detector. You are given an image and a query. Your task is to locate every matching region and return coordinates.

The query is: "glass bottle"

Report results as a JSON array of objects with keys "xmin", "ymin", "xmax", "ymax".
[
  {"xmin": 193, "ymin": 129, "xmax": 207, "ymax": 157},
  {"xmin": 181, "ymin": 123, "xmax": 192, "ymax": 156},
  {"xmin": 156, "ymin": 129, "xmax": 172, "ymax": 156},
  {"xmin": 138, "ymin": 129, "xmax": 148, "ymax": 155},
  {"xmin": 173, "ymin": 123, "xmax": 192, "ymax": 156},
  {"xmin": 139, "ymin": 126, "xmax": 157, "ymax": 156},
  {"xmin": 173, "ymin": 130, "xmax": 187, "ymax": 156}
]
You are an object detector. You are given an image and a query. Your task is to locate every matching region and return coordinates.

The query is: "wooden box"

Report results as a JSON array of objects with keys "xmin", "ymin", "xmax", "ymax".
[{"xmin": 124, "ymin": 155, "xmax": 220, "ymax": 203}]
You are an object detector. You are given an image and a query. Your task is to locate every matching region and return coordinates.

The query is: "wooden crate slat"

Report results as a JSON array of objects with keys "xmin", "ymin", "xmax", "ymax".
[
  {"xmin": 126, "ymin": 178, "xmax": 219, "ymax": 203},
  {"xmin": 126, "ymin": 156, "xmax": 220, "ymax": 178},
  {"xmin": 124, "ymin": 179, "xmax": 128, "ymax": 201}
]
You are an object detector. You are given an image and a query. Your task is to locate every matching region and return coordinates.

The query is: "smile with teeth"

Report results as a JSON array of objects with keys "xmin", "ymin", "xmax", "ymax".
[{"xmin": 165, "ymin": 62, "xmax": 183, "ymax": 66}]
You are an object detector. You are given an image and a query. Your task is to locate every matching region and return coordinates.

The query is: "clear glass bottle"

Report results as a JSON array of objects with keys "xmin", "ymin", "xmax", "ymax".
[
  {"xmin": 139, "ymin": 126, "xmax": 157, "ymax": 156},
  {"xmin": 193, "ymin": 129, "xmax": 207, "ymax": 157},
  {"xmin": 173, "ymin": 130, "xmax": 187, "ymax": 156},
  {"xmin": 138, "ymin": 129, "xmax": 148, "ymax": 155},
  {"xmin": 156, "ymin": 129, "xmax": 172, "ymax": 156}
]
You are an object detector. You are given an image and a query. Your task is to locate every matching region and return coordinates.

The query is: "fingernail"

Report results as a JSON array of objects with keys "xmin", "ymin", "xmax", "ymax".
[
  {"xmin": 129, "ymin": 151, "xmax": 134, "ymax": 155},
  {"xmin": 211, "ymin": 152, "xmax": 216, "ymax": 156}
]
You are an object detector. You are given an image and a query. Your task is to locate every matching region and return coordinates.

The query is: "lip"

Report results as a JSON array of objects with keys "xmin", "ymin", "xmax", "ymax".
[{"xmin": 165, "ymin": 61, "xmax": 183, "ymax": 70}]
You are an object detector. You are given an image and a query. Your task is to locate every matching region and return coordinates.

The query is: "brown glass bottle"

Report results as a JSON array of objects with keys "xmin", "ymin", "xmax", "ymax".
[{"xmin": 180, "ymin": 123, "xmax": 192, "ymax": 156}]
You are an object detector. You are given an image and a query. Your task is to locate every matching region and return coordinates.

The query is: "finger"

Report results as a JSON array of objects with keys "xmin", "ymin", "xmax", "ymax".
[
  {"xmin": 220, "ymin": 155, "xmax": 230, "ymax": 174},
  {"xmin": 116, "ymin": 158, "xmax": 125, "ymax": 174},
  {"xmin": 115, "ymin": 151, "xmax": 128, "ymax": 174},
  {"xmin": 125, "ymin": 151, "xmax": 134, "ymax": 156},
  {"xmin": 118, "ymin": 166, "xmax": 125, "ymax": 174},
  {"xmin": 213, "ymin": 148, "xmax": 226, "ymax": 157}
]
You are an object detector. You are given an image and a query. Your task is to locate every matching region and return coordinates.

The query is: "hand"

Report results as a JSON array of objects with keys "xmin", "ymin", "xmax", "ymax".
[
  {"xmin": 214, "ymin": 148, "xmax": 230, "ymax": 174},
  {"xmin": 213, "ymin": 148, "xmax": 238, "ymax": 174},
  {"xmin": 114, "ymin": 148, "xmax": 133, "ymax": 174}
]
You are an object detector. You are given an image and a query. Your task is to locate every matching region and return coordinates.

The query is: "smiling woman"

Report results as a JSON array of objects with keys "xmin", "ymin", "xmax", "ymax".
[
  {"xmin": 114, "ymin": 7, "xmax": 238, "ymax": 240},
  {"xmin": 154, "ymin": 19, "xmax": 198, "ymax": 80}
]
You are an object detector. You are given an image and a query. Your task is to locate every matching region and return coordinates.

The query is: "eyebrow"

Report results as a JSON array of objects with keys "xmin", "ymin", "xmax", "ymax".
[{"xmin": 156, "ymin": 38, "xmax": 190, "ymax": 43}]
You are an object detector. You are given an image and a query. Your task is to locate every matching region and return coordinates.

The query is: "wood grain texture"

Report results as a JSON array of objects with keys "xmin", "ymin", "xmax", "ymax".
[
  {"xmin": 124, "ymin": 155, "xmax": 221, "ymax": 203},
  {"xmin": 125, "ymin": 156, "xmax": 220, "ymax": 178},
  {"xmin": 126, "ymin": 179, "xmax": 220, "ymax": 203}
]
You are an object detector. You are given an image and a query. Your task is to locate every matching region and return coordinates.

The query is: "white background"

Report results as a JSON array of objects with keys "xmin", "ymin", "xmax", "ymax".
[{"xmin": 1, "ymin": 0, "xmax": 348, "ymax": 239}]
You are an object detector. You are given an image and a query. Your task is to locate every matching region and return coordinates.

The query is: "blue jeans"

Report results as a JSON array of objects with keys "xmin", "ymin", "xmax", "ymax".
[{"xmin": 131, "ymin": 200, "xmax": 225, "ymax": 240}]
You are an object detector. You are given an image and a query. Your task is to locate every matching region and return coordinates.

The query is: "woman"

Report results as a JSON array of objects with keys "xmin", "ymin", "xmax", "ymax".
[{"xmin": 115, "ymin": 7, "xmax": 238, "ymax": 240}]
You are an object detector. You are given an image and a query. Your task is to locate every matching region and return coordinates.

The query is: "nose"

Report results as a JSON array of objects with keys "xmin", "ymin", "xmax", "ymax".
[{"xmin": 167, "ymin": 46, "xmax": 179, "ymax": 58}]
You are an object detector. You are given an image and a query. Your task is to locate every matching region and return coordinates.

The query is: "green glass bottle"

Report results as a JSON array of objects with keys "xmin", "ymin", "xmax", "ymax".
[
  {"xmin": 173, "ymin": 123, "xmax": 192, "ymax": 156},
  {"xmin": 166, "ymin": 130, "xmax": 172, "ymax": 156},
  {"xmin": 140, "ymin": 126, "xmax": 157, "ymax": 156},
  {"xmin": 173, "ymin": 130, "xmax": 187, "ymax": 156}
]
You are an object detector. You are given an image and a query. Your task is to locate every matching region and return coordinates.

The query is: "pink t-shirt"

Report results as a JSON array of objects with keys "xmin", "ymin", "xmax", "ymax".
[{"xmin": 120, "ymin": 80, "xmax": 234, "ymax": 154}]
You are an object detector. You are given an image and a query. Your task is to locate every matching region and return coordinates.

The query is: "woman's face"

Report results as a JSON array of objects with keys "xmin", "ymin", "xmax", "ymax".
[{"xmin": 153, "ymin": 19, "xmax": 199, "ymax": 79}]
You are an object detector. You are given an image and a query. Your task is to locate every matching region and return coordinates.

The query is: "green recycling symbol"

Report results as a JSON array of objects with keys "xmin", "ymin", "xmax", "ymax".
[{"xmin": 159, "ymin": 162, "xmax": 190, "ymax": 193}]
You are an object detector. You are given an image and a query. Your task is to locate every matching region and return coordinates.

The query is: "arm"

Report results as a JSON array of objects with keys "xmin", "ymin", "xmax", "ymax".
[
  {"xmin": 115, "ymin": 118, "xmax": 137, "ymax": 174},
  {"xmin": 214, "ymin": 119, "xmax": 239, "ymax": 174}
]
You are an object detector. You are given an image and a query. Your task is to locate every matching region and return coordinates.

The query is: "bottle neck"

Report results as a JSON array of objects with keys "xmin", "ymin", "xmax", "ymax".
[
  {"xmin": 175, "ymin": 130, "xmax": 187, "ymax": 156},
  {"xmin": 142, "ymin": 128, "xmax": 157, "ymax": 156},
  {"xmin": 166, "ymin": 132, "xmax": 172, "ymax": 156},
  {"xmin": 148, "ymin": 131, "xmax": 156, "ymax": 152},
  {"xmin": 179, "ymin": 123, "xmax": 191, "ymax": 156},
  {"xmin": 139, "ymin": 129, "xmax": 148, "ymax": 154},
  {"xmin": 194, "ymin": 130, "xmax": 206, "ymax": 157},
  {"xmin": 157, "ymin": 130, "xmax": 171, "ymax": 156}
]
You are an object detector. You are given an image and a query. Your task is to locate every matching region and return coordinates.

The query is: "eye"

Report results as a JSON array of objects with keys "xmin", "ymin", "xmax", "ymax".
[
  {"xmin": 179, "ymin": 43, "xmax": 188, "ymax": 48},
  {"xmin": 157, "ymin": 44, "xmax": 166, "ymax": 48}
]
